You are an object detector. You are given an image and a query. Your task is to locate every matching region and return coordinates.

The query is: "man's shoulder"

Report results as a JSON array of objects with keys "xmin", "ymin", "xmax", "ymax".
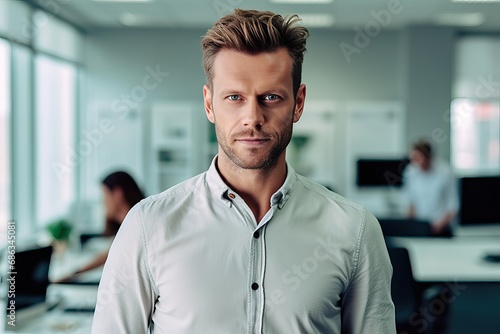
[
  {"xmin": 293, "ymin": 174, "xmax": 380, "ymax": 241},
  {"xmin": 137, "ymin": 171, "xmax": 208, "ymax": 210},
  {"xmin": 295, "ymin": 174, "xmax": 365, "ymax": 214},
  {"xmin": 423, "ymin": 160, "xmax": 453, "ymax": 182},
  {"xmin": 434, "ymin": 159, "xmax": 453, "ymax": 173}
]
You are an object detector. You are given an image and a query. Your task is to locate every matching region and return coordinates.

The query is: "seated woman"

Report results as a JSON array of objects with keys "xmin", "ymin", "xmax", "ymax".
[{"xmin": 56, "ymin": 171, "xmax": 145, "ymax": 282}]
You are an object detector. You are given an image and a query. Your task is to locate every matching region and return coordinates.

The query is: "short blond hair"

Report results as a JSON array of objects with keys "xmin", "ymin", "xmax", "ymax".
[{"xmin": 201, "ymin": 9, "xmax": 309, "ymax": 94}]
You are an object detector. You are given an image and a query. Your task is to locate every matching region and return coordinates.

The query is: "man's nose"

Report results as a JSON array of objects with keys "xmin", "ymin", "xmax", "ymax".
[{"xmin": 242, "ymin": 99, "xmax": 264, "ymax": 128}]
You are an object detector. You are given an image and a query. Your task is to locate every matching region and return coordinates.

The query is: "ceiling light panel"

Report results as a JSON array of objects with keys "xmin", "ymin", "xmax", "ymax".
[
  {"xmin": 92, "ymin": 0, "xmax": 154, "ymax": 3},
  {"xmin": 435, "ymin": 13, "xmax": 485, "ymax": 26},
  {"xmin": 297, "ymin": 13, "xmax": 335, "ymax": 27},
  {"xmin": 270, "ymin": 0, "xmax": 333, "ymax": 4}
]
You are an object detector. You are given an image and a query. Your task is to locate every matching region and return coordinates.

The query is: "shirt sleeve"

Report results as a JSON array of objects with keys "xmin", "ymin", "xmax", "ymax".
[
  {"xmin": 341, "ymin": 210, "xmax": 396, "ymax": 333},
  {"xmin": 91, "ymin": 204, "xmax": 156, "ymax": 334}
]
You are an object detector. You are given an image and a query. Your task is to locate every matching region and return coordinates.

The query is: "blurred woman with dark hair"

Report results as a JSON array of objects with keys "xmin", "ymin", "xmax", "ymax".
[
  {"xmin": 55, "ymin": 171, "xmax": 144, "ymax": 282},
  {"xmin": 101, "ymin": 171, "xmax": 145, "ymax": 237}
]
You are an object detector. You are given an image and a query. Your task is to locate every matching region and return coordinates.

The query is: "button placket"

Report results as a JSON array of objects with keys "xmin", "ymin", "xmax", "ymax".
[
  {"xmin": 232, "ymin": 195, "xmax": 274, "ymax": 334},
  {"xmin": 250, "ymin": 222, "xmax": 269, "ymax": 334}
]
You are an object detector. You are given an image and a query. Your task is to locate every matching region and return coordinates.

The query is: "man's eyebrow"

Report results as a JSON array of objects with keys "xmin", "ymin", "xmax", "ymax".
[
  {"xmin": 217, "ymin": 88, "xmax": 291, "ymax": 97},
  {"xmin": 218, "ymin": 89, "xmax": 243, "ymax": 96}
]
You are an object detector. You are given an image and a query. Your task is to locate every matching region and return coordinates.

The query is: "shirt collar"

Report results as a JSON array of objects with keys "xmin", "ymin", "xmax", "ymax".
[
  {"xmin": 205, "ymin": 156, "xmax": 296, "ymax": 209},
  {"xmin": 272, "ymin": 162, "xmax": 296, "ymax": 210}
]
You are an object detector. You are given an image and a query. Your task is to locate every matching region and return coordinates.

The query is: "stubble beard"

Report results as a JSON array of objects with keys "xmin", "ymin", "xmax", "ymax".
[{"xmin": 215, "ymin": 119, "xmax": 294, "ymax": 172}]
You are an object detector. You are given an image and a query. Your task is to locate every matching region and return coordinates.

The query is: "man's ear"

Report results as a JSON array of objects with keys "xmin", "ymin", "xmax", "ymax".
[
  {"xmin": 293, "ymin": 84, "xmax": 306, "ymax": 123},
  {"xmin": 203, "ymin": 85, "xmax": 215, "ymax": 124}
]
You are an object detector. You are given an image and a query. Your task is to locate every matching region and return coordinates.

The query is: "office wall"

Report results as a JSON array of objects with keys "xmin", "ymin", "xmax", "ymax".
[
  {"xmin": 82, "ymin": 26, "xmax": 454, "ymax": 208},
  {"xmin": 304, "ymin": 29, "xmax": 405, "ymax": 101},
  {"xmin": 406, "ymin": 26, "xmax": 455, "ymax": 161},
  {"xmin": 82, "ymin": 29, "xmax": 207, "ymax": 205}
]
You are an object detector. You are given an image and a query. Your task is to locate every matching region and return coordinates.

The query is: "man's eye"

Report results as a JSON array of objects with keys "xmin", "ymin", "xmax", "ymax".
[
  {"xmin": 263, "ymin": 94, "xmax": 280, "ymax": 101},
  {"xmin": 227, "ymin": 95, "xmax": 240, "ymax": 101}
]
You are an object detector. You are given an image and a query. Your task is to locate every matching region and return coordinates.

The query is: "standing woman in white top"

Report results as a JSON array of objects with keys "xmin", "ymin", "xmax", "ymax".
[{"xmin": 404, "ymin": 139, "xmax": 459, "ymax": 236}]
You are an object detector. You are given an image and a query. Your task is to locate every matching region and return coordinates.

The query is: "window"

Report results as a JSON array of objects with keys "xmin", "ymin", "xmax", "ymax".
[
  {"xmin": 1, "ymin": 3, "xmax": 83, "ymax": 240},
  {"xmin": 0, "ymin": 39, "xmax": 11, "ymax": 237},
  {"xmin": 452, "ymin": 37, "xmax": 500, "ymax": 175},
  {"xmin": 11, "ymin": 44, "xmax": 34, "ymax": 238},
  {"xmin": 35, "ymin": 55, "xmax": 77, "ymax": 226},
  {"xmin": 451, "ymin": 99, "xmax": 500, "ymax": 174}
]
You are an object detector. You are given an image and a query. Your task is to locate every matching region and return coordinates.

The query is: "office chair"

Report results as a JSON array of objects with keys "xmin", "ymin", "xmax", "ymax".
[
  {"xmin": 387, "ymin": 244, "xmax": 434, "ymax": 334},
  {"xmin": 378, "ymin": 218, "xmax": 432, "ymax": 237}
]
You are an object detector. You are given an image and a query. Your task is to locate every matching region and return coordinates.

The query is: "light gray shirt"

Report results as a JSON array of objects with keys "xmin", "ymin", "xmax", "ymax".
[
  {"xmin": 404, "ymin": 160, "xmax": 459, "ymax": 224},
  {"xmin": 92, "ymin": 159, "xmax": 395, "ymax": 334}
]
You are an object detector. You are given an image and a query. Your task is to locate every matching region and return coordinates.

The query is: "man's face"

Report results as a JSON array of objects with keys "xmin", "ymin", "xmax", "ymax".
[
  {"xmin": 410, "ymin": 149, "xmax": 430, "ymax": 171},
  {"xmin": 203, "ymin": 47, "xmax": 306, "ymax": 171}
]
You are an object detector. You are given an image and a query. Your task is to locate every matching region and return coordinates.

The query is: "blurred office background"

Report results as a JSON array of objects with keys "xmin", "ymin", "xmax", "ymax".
[{"xmin": 0, "ymin": 0, "xmax": 499, "ymax": 333}]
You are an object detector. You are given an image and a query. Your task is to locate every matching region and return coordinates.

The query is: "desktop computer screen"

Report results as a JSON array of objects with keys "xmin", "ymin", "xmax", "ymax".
[
  {"xmin": 5, "ymin": 245, "xmax": 53, "ymax": 312},
  {"xmin": 356, "ymin": 158, "xmax": 410, "ymax": 188},
  {"xmin": 460, "ymin": 176, "xmax": 500, "ymax": 225}
]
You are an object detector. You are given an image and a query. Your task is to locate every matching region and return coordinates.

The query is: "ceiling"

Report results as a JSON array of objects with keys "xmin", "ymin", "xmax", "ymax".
[{"xmin": 31, "ymin": 0, "xmax": 500, "ymax": 32}]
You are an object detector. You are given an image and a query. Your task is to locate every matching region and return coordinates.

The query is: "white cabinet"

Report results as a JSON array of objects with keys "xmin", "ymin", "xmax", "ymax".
[
  {"xmin": 288, "ymin": 101, "xmax": 339, "ymax": 190},
  {"xmin": 344, "ymin": 101, "xmax": 406, "ymax": 216},
  {"xmin": 149, "ymin": 101, "xmax": 207, "ymax": 194}
]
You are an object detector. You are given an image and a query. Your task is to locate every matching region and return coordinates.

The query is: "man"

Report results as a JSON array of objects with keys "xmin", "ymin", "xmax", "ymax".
[
  {"xmin": 405, "ymin": 139, "xmax": 459, "ymax": 236},
  {"xmin": 92, "ymin": 9, "xmax": 395, "ymax": 333}
]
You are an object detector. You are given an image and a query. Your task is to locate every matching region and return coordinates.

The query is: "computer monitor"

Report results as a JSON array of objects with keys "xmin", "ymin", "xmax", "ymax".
[
  {"xmin": 5, "ymin": 245, "xmax": 53, "ymax": 311},
  {"xmin": 460, "ymin": 176, "xmax": 500, "ymax": 225},
  {"xmin": 356, "ymin": 158, "xmax": 410, "ymax": 188}
]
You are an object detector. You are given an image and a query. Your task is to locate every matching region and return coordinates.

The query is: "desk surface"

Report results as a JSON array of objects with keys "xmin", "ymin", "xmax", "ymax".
[
  {"xmin": 2, "ymin": 240, "xmax": 106, "ymax": 333},
  {"xmin": 49, "ymin": 239, "xmax": 108, "ymax": 285},
  {"xmin": 455, "ymin": 224, "xmax": 500, "ymax": 237},
  {"xmin": 4, "ymin": 285, "xmax": 96, "ymax": 333},
  {"xmin": 394, "ymin": 236, "xmax": 500, "ymax": 282}
]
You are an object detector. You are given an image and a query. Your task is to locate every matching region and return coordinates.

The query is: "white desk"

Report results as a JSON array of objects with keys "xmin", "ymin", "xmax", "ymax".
[
  {"xmin": 393, "ymin": 236, "xmax": 500, "ymax": 282},
  {"xmin": 455, "ymin": 224, "xmax": 500, "ymax": 237}
]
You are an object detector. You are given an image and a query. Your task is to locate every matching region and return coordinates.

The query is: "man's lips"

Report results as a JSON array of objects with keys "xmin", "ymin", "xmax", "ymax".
[{"xmin": 236, "ymin": 138, "xmax": 271, "ymax": 145}]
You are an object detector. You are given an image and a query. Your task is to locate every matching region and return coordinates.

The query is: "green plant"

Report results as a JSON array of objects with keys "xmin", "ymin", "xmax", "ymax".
[
  {"xmin": 46, "ymin": 219, "xmax": 73, "ymax": 241},
  {"xmin": 291, "ymin": 134, "xmax": 310, "ymax": 150}
]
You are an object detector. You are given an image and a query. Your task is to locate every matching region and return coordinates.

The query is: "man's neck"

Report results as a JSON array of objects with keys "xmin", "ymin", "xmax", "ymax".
[{"xmin": 216, "ymin": 155, "xmax": 287, "ymax": 223}]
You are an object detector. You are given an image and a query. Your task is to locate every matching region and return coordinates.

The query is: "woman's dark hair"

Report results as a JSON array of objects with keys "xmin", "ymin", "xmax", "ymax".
[{"xmin": 101, "ymin": 171, "xmax": 145, "ymax": 236}]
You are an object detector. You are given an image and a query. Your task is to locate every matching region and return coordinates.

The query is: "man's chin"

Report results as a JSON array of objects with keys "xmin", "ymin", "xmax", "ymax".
[{"xmin": 233, "ymin": 156, "xmax": 276, "ymax": 170}]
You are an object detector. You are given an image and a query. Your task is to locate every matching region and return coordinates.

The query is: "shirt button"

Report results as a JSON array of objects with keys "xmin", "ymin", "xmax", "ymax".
[
  {"xmin": 251, "ymin": 283, "xmax": 259, "ymax": 290},
  {"xmin": 228, "ymin": 193, "xmax": 236, "ymax": 199},
  {"xmin": 253, "ymin": 231, "xmax": 260, "ymax": 239}
]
